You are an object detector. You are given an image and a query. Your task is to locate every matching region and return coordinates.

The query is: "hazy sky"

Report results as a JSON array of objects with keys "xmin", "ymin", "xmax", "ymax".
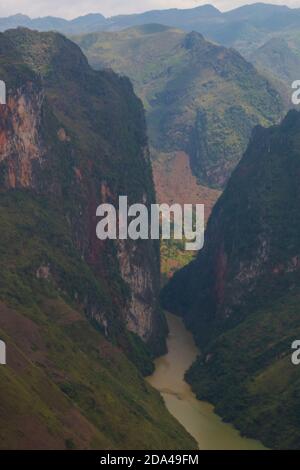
[{"xmin": 0, "ymin": 0, "xmax": 299, "ymax": 19}]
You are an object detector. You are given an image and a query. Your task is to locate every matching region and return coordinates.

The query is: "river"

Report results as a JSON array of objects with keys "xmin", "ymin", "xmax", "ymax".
[{"xmin": 147, "ymin": 312, "xmax": 266, "ymax": 450}]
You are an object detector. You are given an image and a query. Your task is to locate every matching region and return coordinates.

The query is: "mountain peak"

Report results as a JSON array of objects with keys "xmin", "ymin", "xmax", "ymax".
[
  {"xmin": 9, "ymin": 13, "xmax": 30, "ymax": 20},
  {"xmin": 193, "ymin": 4, "xmax": 221, "ymax": 14},
  {"xmin": 70, "ymin": 13, "xmax": 106, "ymax": 24},
  {"xmin": 183, "ymin": 31, "xmax": 205, "ymax": 50},
  {"xmin": 4, "ymin": 28, "xmax": 89, "ymax": 77}
]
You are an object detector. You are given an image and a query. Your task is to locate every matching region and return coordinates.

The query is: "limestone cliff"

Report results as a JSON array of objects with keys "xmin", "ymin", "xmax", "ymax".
[
  {"xmin": 0, "ymin": 28, "xmax": 166, "ymax": 357},
  {"xmin": 0, "ymin": 83, "xmax": 45, "ymax": 188}
]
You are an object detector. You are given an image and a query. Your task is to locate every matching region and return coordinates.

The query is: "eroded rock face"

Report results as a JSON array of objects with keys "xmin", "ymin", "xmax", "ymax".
[
  {"xmin": 117, "ymin": 237, "xmax": 165, "ymax": 351},
  {"xmin": 98, "ymin": 179, "xmax": 165, "ymax": 353},
  {"xmin": 118, "ymin": 241, "xmax": 155, "ymax": 339},
  {"xmin": 0, "ymin": 82, "xmax": 45, "ymax": 189}
]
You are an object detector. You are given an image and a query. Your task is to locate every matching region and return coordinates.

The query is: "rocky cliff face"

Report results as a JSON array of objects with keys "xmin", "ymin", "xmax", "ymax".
[
  {"xmin": 117, "ymin": 238, "xmax": 160, "ymax": 341},
  {"xmin": 0, "ymin": 83, "xmax": 45, "ymax": 188},
  {"xmin": 162, "ymin": 110, "xmax": 300, "ymax": 449},
  {"xmin": 1, "ymin": 28, "xmax": 166, "ymax": 357}
]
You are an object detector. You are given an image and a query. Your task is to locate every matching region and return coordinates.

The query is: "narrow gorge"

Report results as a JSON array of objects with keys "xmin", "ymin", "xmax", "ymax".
[{"xmin": 1, "ymin": 3, "xmax": 300, "ymax": 452}]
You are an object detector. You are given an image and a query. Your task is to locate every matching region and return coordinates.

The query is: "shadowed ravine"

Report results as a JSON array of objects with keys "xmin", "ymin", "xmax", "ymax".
[{"xmin": 147, "ymin": 313, "xmax": 266, "ymax": 450}]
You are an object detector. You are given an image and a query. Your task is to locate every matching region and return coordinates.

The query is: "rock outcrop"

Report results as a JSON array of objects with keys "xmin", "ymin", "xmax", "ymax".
[{"xmin": 1, "ymin": 28, "xmax": 166, "ymax": 356}]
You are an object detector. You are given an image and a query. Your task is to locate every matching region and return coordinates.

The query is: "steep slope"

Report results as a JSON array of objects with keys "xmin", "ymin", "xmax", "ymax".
[
  {"xmin": 250, "ymin": 35, "xmax": 300, "ymax": 83},
  {"xmin": 247, "ymin": 33, "xmax": 300, "ymax": 108},
  {"xmin": 74, "ymin": 27, "xmax": 283, "ymax": 190},
  {"xmin": 4, "ymin": 27, "xmax": 167, "ymax": 357},
  {"xmin": 162, "ymin": 110, "xmax": 300, "ymax": 449},
  {"xmin": 0, "ymin": 29, "xmax": 195, "ymax": 449}
]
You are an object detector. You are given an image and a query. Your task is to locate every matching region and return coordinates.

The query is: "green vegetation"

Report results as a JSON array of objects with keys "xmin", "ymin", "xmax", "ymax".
[
  {"xmin": 161, "ymin": 238, "xmax": 196, "ymax": 284},
  {"xmin": 246, "ymin": 32, "xmax": 300, "ymax": 113},
  {"xmin": 187, "ymin": 290, "xmax": 300, "ymax": 450},
  {"xmin": 3, "ymin": 27, "xmax": 168, "ymax": 356},
  {"xmin": 74, "ymin": 25, "xmax": 283, "ymax": 189},
  {"xmin": 74, "ymin": 25, "xmax": 283, "ymax": 289},
  {"xmin": 0, "ymin": 190, "xmax": 196, "ymax": 449}
]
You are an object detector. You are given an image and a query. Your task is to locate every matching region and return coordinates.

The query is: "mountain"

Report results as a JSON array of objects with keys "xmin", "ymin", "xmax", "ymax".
[
  {"xmin": 162, "ymin": 110, "xmax": 300, "ymax": 449},
  {"xmin": 74, "ymin": 26, "xmax": 283, "ymax": 190},
  {"xmin": 247, "ymin": 33, "xmax": 300, "ymax": 108},
  {"xmin": 250, "ymin": 35, "xmax": 300, "ymax": 82},
  {"xmin": 107, "ymin": 5, "xmax": 221, "ymax": 31},
  {"xmin": 204, "ymin": 3, "xmax": 296, "ymax": 53},
  {"xmin": 0, "ymin": 28, "xmax": 196, "ymax": 449},
  {"xmin": 107, "ymin": 3, "xmax": 300, "ymax": 53}
]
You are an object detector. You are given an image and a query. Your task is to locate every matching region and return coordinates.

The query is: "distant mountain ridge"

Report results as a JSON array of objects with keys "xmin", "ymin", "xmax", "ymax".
[
  {"xmin": 0, "ymin": 6, "xmax": 219, "ymax": 34},
  {"xmin": 0, "ymin": 13, "xmax": 107, "ymax": 34},
  {"xmin": 0, "ymin": 3, "xmax": 300, "ymax": 40}
]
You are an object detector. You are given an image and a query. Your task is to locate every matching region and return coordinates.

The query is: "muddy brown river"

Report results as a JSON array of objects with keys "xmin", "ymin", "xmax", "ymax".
[{"xmin": 147, "ymin": 312, "xmax": 266, "ymax": 450}]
